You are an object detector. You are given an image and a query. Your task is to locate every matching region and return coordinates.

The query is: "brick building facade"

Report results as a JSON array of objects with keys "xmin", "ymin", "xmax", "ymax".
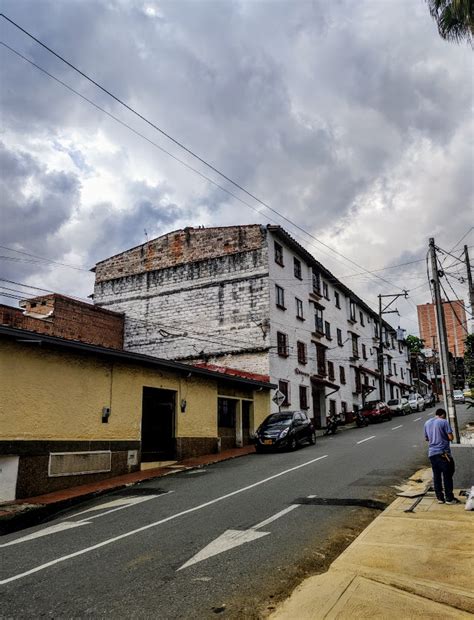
[
  {"xmin": 417, "ymin": 300, "xmax": 467, "ymax": 358},
  {"xmin": 93, "ymin": 225, "xmax": 413, "ymax": 428},
  {"xmin": 0, "ymin": 294, "xmax": 124, "ymax": 349}
]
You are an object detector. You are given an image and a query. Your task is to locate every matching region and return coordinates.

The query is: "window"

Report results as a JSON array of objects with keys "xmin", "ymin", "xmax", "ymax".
[
  {"xmin": 296, "ymin": 298, "xmax": 304, "ymax": 320},
  {"xmin": 297, "ymin": 341, "xmax": 307, "ymax": 365},
  {"xmin": 387, "ymin": 356, "xmax": 393, "ymax": 375},
  {"xmin": 278, "ymin": 380, "xmax": 290, "ymax": 406},
  {"xmin": 351, "ymin": 333, "xmax": 359, "ymax": 358},
  {"xmin": 349, "ymin": 300, "xmax": 357, "ymax": 322},
  {"xmin": 277, "ymin": 331, "xmax": 289, "ymax": 357},
  {"xmin": 362, "ymin": 343, "xmax": 367, "ymax": 359},
  {"xmin": 337, "ymin": 328, "xmax": 343, "ymax": 346},
  {"xmin": 312, "ymin": 270, "xmax": 321, "ymax": 295},
  {"xmin": 218, "ymin": 399, "xmax": 236, "ymax": 428},
  {"xmin": 275, "ymin": 285, "xmax": 285, "ymax": 309},
  {"xmin": 329, "ymin": 400, "xmax": 337, "ymax": 416},
  {"xmin": 339, "ymin": 366, "xmax": 346, "ymax": 384},
  {"xmin": 299, "ymin": 385, "xmax": 308, "ymax": 410},
  {"xmin": 398, "ymin": 341, "xmax": 403, "ymax": 353},
  {"xmin": 293, "ymin": 257, "xmax": 302, "ymax": 279},
  {"xmin": 341, "ymin": 401, "xmax": 347, "ymax": 414},
  {"xmin": 355, "ymin": 369, "xmax": 362, "ymax": 393},
  {"xmin": 327, "ymin": 360, "xmax": 335, "ymax": 381},
  {"xmin": 315, "ymin": 343, "xmax": 326, "ymax": 376},
  {"xmin": 315, "ymin": 306, "xmax": 324, "ymax": 333},
  {"xmin": 394, "ymin": 363, "xmax": 397, "ymax": 376},
  {"xmin": 360, "ymin": 312, "xmax": 365, "ymax": 326},
  {"xmin": 334, "ymin": 291, "xmax": 341, "ymax": 309},
  {"xmin": 374, "ymin": 323, "xmax": 379, "ymax": 338},
  {"xmin": 391, "ymin": 335, "xmax": 395, "ymax": 349},
  {"xmin": 322, "ymin": 282, "xmax": 329, "ymax": 299},
  {"xmin": 324, "ymin": 320, "xmax": 331, "ymax": 340},
  {"xmin": 401, "ymin": 367, "xmax": 404, "ymax": 380},
  {"xmin": 274, "ymin": 241, "xmax": 283, "ymax": 266}
]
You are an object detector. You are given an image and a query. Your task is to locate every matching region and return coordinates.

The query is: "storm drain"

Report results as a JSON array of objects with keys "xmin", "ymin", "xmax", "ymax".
[
  {"xmin": 111, "ymin": 487, "xmax": 168, "ymax": 496},
  {"xmin": 294, "ymin": 497, "xmax": 387, "ymax": 510}
]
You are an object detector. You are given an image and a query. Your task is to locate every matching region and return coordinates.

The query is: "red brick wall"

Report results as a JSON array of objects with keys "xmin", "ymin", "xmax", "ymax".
[
  {"xmin": 94, "ymin": 225, "xmax": 265, "ymax": 283},
  {"xmin": 0, "ymin": 295, "xmax": 124, "ymax": 349},
  {"xmin": 417, "ymin": 301, "xmax": 467, "ymax": 357}
]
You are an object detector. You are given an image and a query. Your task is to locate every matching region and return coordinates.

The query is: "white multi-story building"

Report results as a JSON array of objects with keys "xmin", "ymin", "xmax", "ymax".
[{"xmin": 93, "ymin": 224, "xmax": 412, "ymax": 428}]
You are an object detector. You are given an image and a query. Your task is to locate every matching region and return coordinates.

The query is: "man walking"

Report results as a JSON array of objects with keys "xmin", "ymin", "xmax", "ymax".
[{"xmin": 424, "ymin": 408, "xmax": 459, "ymax": 504}]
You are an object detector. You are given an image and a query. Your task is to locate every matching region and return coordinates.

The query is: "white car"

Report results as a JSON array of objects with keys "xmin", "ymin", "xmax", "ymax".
[
  {"xmin": 453, "ymin": 390, "xmax": 465, "ymax": 403},
  {"xmin": 407, "ymin": 393, "xmax": 425, "ymax": 412}
]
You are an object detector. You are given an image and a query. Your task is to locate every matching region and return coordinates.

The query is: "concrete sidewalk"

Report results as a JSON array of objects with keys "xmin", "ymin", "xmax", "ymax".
[
  {"xmin": 0, "ymin": 444, "xmax": 256, "ymax": 534},
  {"xmin": 271, "ymin": 468, "xmax": 474, "ymax": 619}
]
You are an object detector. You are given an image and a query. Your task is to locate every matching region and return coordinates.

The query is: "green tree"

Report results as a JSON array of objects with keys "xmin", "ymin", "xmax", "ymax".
[
  {"xmin": 464, "ymin": 333, "xmax": 474, "ymax": 388},
  {"xmin": 405, "ymin": 334, "xmax": 425, "ymax": 354},
  {"xmin": 426, "ymin": 0, "xmax": 473, "ymax": 45}
]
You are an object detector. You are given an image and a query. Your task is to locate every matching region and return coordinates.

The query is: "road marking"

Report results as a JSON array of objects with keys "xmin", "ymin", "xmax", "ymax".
[
  {"xmin": 391, "ymin": 425, "xmax": 403, "ymax": 430},
  {"xmin": 0, "ymin": 521, "xmax": 91, "ymax": 548},
  {"xmin": 414, "ymin": 417, "xmax": 422, "ymax": 421},
  {"xmin": 70, "ymin": 494, "xmax": 166, "ymax": 521},
  {"xmin": 0, "ymin": 494, "xmax": 170, "ymax": 549},
  {"xmin": 178, "ymin": 529, "xmax": 269, "ymax": 570},
  {"xmin": 0, "ymin": 455, "xmax": 328, "ymax": 585},
  {"xmin": 179, "ymin": 504, "xmax": 300, "ymax": 570},
  {"xmin": 356, "ymin": 435, "xmax": 376, "ymax": 445},
  {"xmin": 252, "ymin": 505, "xmax": 299, "ymax": 530}
]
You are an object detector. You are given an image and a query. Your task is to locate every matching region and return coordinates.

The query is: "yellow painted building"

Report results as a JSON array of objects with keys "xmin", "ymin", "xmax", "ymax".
[{"xmin": 0, "ymin": 326, "xmax": 273, "ymax": 500}]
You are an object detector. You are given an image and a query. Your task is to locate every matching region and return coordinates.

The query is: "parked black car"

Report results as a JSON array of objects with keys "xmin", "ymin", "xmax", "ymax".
[{"xmin": 254, "ymin": 411, "xmax": 316, "ymax": 452}]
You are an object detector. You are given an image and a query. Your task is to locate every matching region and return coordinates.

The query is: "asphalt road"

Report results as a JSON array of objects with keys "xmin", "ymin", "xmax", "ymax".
[{"xmin": 1, "ymin": 404, "xmax": 470, "ymax": 619}]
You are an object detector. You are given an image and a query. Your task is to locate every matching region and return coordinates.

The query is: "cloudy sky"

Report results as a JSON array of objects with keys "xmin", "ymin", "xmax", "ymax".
[{"xmin": 0, "ymin": 0, "xmax": 472, "ymax": 336}]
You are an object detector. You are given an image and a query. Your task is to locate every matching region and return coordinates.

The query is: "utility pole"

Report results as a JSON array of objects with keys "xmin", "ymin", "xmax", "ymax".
[
  {"xmin": 465, "ymin": 245, "xmax": 474, "ymax": 328},
  {"xmin": 429, "ymin": 238, "xmax": 459, "ymax": 442},
  {"xmin": 378, "ymin": 291, "xmax": 408, "ymax": 402}
]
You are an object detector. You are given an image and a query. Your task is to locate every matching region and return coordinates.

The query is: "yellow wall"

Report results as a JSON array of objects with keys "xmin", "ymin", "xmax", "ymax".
[{"xmin": 0, "ymin": 338, "xmax": 270, "ymax": 440}]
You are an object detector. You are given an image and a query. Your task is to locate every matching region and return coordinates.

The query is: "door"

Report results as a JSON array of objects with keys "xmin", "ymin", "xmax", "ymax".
[
  {"xmin": 242, "ymin": 401, "xmax": 252, "ymax": 445},
  {"xmin": 141, "ymin": 387, "xmax": 176, "ymax": 461},
  {"xmin": 218, "ymin": 398, "xmax": 237, "ymax": 450},
  {"xmin": 311, "ymin": 386, "xmax": 325, "ymax": 429}
]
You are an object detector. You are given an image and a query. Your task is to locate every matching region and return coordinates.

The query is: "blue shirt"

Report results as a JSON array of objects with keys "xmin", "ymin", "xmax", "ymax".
[{"xmin": 424, "ymin": 417, "xmax": 453, "ymax": 457}]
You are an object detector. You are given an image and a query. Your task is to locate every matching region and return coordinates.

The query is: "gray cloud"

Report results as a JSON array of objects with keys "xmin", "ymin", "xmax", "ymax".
[{"xmin": 0, "ymin": 0, "xmax": 472, "ymax": 329}]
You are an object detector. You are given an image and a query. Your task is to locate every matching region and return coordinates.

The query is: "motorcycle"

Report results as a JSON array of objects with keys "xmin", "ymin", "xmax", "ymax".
[
  {"xmin": 324, "ymin": 413, "xmax": 340, "ymax": 435},
  {"xmin": 354, "ymin": 410, "xmax": 369, "ymax": 427}
]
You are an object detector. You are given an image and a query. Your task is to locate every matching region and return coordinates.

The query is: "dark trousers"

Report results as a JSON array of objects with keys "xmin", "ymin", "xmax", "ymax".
[{"xmin": 429, "ymin": 453, "xmax": 455, "ymax": 502}]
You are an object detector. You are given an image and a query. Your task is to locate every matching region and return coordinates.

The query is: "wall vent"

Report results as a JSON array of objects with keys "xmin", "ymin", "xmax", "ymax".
[{"xmin": 48, "ymin": 451, "xmax": 112, "ymax": 477}]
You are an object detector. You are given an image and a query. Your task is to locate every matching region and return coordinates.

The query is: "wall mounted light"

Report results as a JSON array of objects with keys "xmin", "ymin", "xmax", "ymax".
[
  {"xmin": 180, "ymin": 399, "xmax": 187, "ymax": 413},
  {"xmin": 102, "ymin": 406, "xmax": 111, "ymax": 423}
]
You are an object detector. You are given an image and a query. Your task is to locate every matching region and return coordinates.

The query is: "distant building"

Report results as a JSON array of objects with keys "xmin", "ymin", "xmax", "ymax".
[
  {"xmin": 93, "ymin": 224, "xmax": 413, "ymax": 428},
  {"xmin": 0, "ymin": 293, "xmax": 125, "ymax": 349},
  {"xmin": 417, "ymin": 300, "xmax": 467, "ymax": 358}
]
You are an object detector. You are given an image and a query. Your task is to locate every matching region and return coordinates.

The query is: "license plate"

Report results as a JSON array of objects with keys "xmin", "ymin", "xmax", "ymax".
[{"xmin": 263, "ymin": 439, "xmax": 273, "ymax": 445}]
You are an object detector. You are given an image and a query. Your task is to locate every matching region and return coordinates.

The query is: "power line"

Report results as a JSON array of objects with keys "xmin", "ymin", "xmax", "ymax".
[
  {"xmin": 0, "ymin": 244, "xmax": 89, "ymax": 272},
  {"xmin": 0, "ymin": 17, "xmax": 405, "ymax": 293}
]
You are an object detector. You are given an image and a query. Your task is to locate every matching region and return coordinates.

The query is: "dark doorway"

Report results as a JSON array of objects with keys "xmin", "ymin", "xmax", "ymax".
[
  {"xmin": 311, "ymin": 385, "xmax": 324, "ymax": 429},
  {"xmin": 141, "ymin": 387, "xmax": 176, "ymax": 461},
  {"xmin": 242, "ymin": 401, "xmax": 252, "ymax": 446},
  {"xmin": 218, "ymin": 398, "xmax": 236, "ymax": 450}
]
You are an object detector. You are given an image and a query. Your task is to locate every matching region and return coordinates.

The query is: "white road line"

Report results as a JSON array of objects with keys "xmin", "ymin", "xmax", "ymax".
[
  {"xmin": 74, "ymin": 493, "xmax": 171, "ymax": 522},
  {"xmin": 356, "ymin": 435, "xmax": 376, "ymax": 445},
  {"xmin": 70, "ymin": 493, "xmax": 169, "ymax": 521},
  {"xmin": 0, "ymin": 522, "xmax": 91, "ymax": 548},
  {"xmin": 391, "ymin": 425, "xmax": 403, "ymax": 430},
  {"xmin": 414, "ymin": 417, "xmax": 422, "ymax": 421},
  {"xmin": 253, "ymin": 505, "xmax": 299, "ymax": 530},
  {"xmin": 0, "ymin": 454, "xmax": 328, "ymax": 585}
]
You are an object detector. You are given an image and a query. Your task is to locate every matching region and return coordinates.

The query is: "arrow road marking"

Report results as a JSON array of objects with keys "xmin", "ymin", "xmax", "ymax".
[
  {"xmin": 178, "ymin": 504, "xmax": 300, "ymax": 571},
  {"xmin": 0, "ymin": 521, "xmax": 91, "ymax": 548},
  {"xmin": 356, "ymin": 435, "xmax": 376, "ymax": 445},
  {"xmin": 0, "ymin": 495, "xmax": 168, "ymax": 549},
  {"xmin": 0, "ymin": 455, "xmax": 328, "ymax": 585}
]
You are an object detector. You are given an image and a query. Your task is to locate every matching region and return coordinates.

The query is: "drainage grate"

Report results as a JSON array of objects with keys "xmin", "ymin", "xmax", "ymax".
[
  {"xmin": 294, "ymin": 497, "xmax": 387, "ymax": 510},
  {"xmin": 111, "ymin": 487, "xmax": 168, "ymax": 496}
]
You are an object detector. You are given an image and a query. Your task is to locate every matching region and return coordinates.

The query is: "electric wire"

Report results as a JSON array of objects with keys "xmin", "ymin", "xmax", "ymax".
[{"xmin": 0, "ymin": 18, "xmax": 406, "ymax": 293}]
